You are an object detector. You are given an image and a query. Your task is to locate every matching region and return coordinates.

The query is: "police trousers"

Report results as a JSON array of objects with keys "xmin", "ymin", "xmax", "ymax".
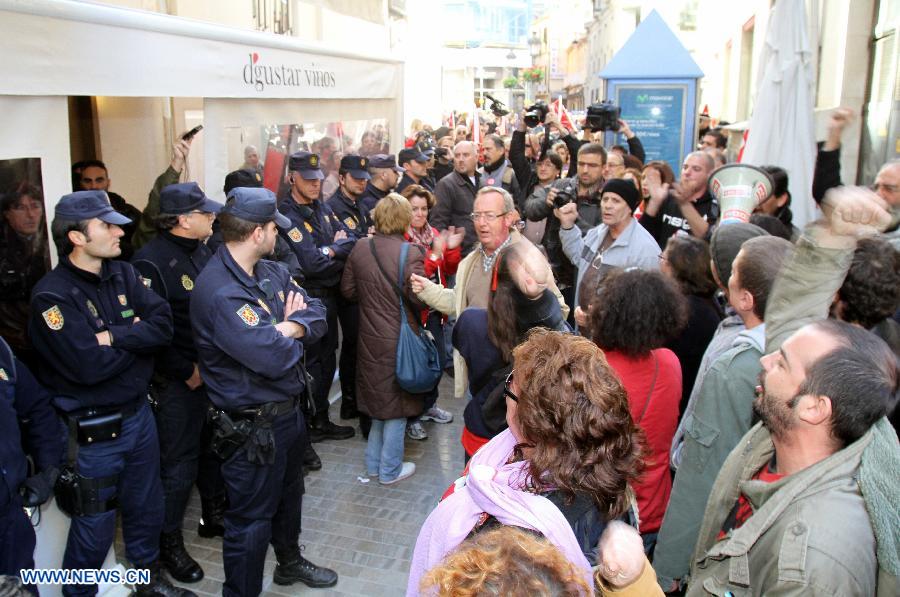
[
  {"xmin": 337, "ymin": 296, "xmax": 358, "ymax": 402},
  {"xmin": 0, "ymin": 498, "xmax": 36, "ymax": 592},
  {"xmin": 153, "ymin": 379, "xmax": 224, "ymax": 532},
  {"xmin": 221, "ymin": 408, "xmax": 306, "ymax": 597},
  {"xmin": 63, "ymin": 402, "xmax": 164, "ymax": 597},
  {"xmin": 305, "ymin": 293, "xmax": 338, "ymax": 422}
]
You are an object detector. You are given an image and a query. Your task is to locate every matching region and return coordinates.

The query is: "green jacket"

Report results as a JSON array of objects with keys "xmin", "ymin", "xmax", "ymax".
[
  {"xmin": 653, "ymin": 325, "xmax": 765, "ymax": 587},
  {"xmin": 131, "ymin": 166, "xmax": 181, "ymax": 251},
  {"xmin": 686, "ymin": 420, "xmax": 894, "ymax": 596}
]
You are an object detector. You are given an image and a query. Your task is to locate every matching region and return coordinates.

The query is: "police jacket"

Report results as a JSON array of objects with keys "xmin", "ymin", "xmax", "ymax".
[
  {"xmin": 29, "ymin": 257, "xmax": 174, "ymax": 410},
  {"xmin": 132, "ymin": 230, "xmax": 211, "ymax": 382},
  {"xmin": 0, "ymin": 337, "xmax": 63, "ymax": 504},
  {"xmin": 358, "ymin": 182, "xmax": 389, "ymax": 213},
  {"xmin": 326, "ymin": 189, "xmax": 372, "ymax": 240},
  {"xmin": 190, "ymin": 246, "xmax": 327, "ymax": 411},
  {"xmin": 279, "ymin": 197, "xmax": 355, "ymax": 290},
  {"xmin": 396, "ymin": 173, "xmax": 433, "ymax": 195}
]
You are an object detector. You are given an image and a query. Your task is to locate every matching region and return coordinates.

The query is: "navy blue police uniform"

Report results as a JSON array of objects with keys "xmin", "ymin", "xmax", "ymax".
[
  {"xmin": 279, "ymin": 152, "xmax": 356, "ymax": 440},
  {"xmin": 28, "ymin": 191, "xmax": 183, "ymax": 597},
  {"xmin": 190, "ymin": 188, "xmax": 336, "ymax": 596},
  {"xmin": 131, "ymin": 183, "xmax": 225, "ymax": 583},
  {"xmin": 0, "ymin": 336, "xmax": 63, "ymax": 590}
]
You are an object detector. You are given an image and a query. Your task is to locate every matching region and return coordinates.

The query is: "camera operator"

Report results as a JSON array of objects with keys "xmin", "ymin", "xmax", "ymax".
[
  {"xmin": 431, "ymin": 136, "xmax": 455, "ymax": 183},
  {"xmin": 528, "ymin": 141, "xmax": 608, "ymax": 322},
  {"xmin": 510, "ymin": 109, "xmax": 580, "ymax": 209}
]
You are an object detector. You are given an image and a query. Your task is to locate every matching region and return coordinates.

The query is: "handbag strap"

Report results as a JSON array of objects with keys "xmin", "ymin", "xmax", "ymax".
[
  {"xmin": 636, "ymin": 352, "xmax": 659, "ymax": 425},
  {"xmin": 369, "ymin": 238, "xmax": 417, "ymax": 323}
]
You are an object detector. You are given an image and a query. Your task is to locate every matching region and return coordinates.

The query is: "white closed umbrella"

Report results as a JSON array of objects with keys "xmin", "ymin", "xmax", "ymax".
[{"xmin": 740, "ymin": 0, "xmax": 818, "ymax": 228}]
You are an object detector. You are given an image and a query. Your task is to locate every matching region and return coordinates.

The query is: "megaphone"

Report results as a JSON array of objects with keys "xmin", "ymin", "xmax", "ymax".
[{"xmin": 708, "ymin": 164, "xmax": 774, "ymax": 224}]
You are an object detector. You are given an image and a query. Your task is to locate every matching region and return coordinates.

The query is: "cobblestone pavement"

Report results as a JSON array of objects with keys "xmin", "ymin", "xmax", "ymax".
[{"xmin": 162, "ymin": 375, "xmax": 465, "ymax": 596}]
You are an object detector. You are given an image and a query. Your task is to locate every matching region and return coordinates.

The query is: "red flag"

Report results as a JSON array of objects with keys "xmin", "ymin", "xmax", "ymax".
[
  {"xmin": 551, "ymin": 98, "xmax": 575, "ymax": 131},
  {"xmin": 737, "ymin": 129, "xmax": 749, "ymax": 163}
]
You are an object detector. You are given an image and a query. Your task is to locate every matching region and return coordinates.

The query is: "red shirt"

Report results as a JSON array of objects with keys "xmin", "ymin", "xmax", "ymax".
[
  {"xmin": 605, "ymin": 349, "xmax": 682, "ymax": 534},
  {"xmin": 717, "ymin": 463, "xmax": 786, "ymax": 540}
]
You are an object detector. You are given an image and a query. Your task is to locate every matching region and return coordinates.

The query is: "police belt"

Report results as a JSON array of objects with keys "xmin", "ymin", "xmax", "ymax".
[
  {"xmin": 58, "ymin": 396, "xmax": 145, "ymax": 423},
  {"xmin": 229, "ymin": 398, "xmax": 298, "ymax": 422},
  {"xmin": 303, "ymin": 285, "xmax": 338, "ymax": 299}
]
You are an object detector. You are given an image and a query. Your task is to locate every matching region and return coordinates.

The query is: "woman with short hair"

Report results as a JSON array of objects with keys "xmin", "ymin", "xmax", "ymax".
[{"xmin": 340, "ymin": 193, "xmax": 428, "ymax": 485}]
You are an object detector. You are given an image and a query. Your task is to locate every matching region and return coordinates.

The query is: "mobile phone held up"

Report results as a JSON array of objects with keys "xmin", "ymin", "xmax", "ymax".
[{"xmin": 182, "ymin": 125, "xmax": 203, "ymax": 141}]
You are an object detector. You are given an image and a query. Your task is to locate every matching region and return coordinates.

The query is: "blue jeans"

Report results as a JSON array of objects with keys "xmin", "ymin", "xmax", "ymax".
[{"xmin": 365, "ymin": 418, "xmax": 406, "ymax": 481}]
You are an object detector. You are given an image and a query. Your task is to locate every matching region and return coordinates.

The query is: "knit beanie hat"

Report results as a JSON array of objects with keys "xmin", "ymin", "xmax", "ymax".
[
  {"xmin": 710, "ymin": 222, "xmax": 768, "ymax": 286},
  {"xmin": 602, "ymin": 179, "xmax": 641, "ymax": 213}
]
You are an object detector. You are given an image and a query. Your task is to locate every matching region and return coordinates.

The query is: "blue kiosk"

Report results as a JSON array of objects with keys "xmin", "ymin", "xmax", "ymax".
[{"xmin": 599, "ymin": 10, "xmax": 704, "ymax": 172}]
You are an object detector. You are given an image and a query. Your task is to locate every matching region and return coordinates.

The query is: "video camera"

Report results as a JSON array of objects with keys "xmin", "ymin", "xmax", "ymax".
[
  {"xmin": 484, "ymin": 93, "xmax": 510, "ymax": 118},
  {"xmin": 585, "ymin": 101, "xmax": 621, "ymax": 132},
  {"xmin": 524, "ymin": 101, "xmax": 550, "ymax": 128}
]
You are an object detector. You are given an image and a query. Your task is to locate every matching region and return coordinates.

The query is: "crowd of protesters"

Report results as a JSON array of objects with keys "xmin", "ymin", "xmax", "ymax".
[{"xmin": 1, "ymin": 103, "xmax": 898, "ymax": 597}]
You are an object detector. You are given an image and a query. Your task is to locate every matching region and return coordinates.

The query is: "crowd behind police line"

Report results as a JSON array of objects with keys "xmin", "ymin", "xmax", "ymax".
[{"xmin": 0, "ymin": 104, "xmax": 898, "ymax": 597}]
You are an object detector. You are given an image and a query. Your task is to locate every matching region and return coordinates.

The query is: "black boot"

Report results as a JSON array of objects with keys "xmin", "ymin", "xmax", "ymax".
[
  {"xmin": 308, "ymin": 415, "xmax": 355, "ymax": 442},
  {"xmin": 159, "ymin": 530, "xmax": 203, "ymax": 583},
  {"xmin": 303, "ymin": 442, "xmax": 322, "ymax": 475},
  {"xmin": 339, "ymin": 396, "xmax": 359, "ymax": 419},
  {"xmin": 197, "ymin": 496, "xmax": 226, "ymax": 538},
  {"xmin": 273, "ymin": 545, "xmax": 337, "ymax": 588},
  {"xmin": 133, "ymin": 560, "xmax": 197, "ymax": 596}
]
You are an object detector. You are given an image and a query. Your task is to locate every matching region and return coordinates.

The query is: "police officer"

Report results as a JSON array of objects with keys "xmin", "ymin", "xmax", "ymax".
[
  {"xmin": 29, "ymin": 191, "xmax": 190, "ymax": 596},
  {"xmin": 397, "ymin": 147, "xmax": 433, "ymax": 194},
  {"xmin": 357, "ymin": 154, "xmax": 400, "ymax": 212},
  {"xmin": 325, "ymin": 155, "xmax": 380, "ymax": 422},
  {"xmin": 0, "ymin": 336, "xmax": 62, "ymax": 591},
  {"xmin": 190, "ymin": 188, "xmax": 336, "ymax": 595},
  {"xmin": 131, "ymin": 183, "xmax": 225, "ymax": 584},
  {"xmin": 279, "ymin": 152, "xmax": 356, "ymax": 442}
]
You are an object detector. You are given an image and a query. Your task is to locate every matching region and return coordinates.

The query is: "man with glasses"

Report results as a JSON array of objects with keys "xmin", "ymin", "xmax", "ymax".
[
  {"xmin": 131, "ymin": 182, "xmax": 225, "ymax": 584},
  {"xmin": 410, "ymin": 187, "xmax": 568, "ymax": 402}
]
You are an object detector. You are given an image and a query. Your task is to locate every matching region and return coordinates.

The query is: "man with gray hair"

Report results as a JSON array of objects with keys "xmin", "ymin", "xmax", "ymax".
[
  {"xmin": 431, "ymin": 141, "xmax": 481, "ymax": 255},
  {"xmin": 640, "ymin": 151, "xmax": 720, "ymax": 248},
  {"xmin": 241, "ymin": 145, "xmax": 264, "ymax": 176}
]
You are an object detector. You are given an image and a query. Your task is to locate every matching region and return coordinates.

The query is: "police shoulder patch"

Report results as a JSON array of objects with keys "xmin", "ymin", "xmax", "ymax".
[
  {"xmin": 304, "ymin": 221, "xmax": 314, "ymax": 233},
  {"xmin": 181, "ymin": 274, "xmax": 194, "ymax": 291},
  {"xmin": 42, "ymin": 305, "xmax": 64, "ymax": 330},
  {"xmin": 236, "ymin": 304, "xmax": 260, "ymax": 327},
  {"xmin": 141, "ymin": 277, "xmax": 152, "ymax": 288},
  {"xmin": 118, "ymin": 294, "xmax": 128, "ymax": 306},
  {"xmin": 0, "ymin": 368, "xmax": 7, "ymax": 381},
  {"xmin": 343, "ymin": 217, "xmax": 357, "ymax": 230},
  {"xmin": 288, "ymin": 227, "xmax": 303, "ymax": 243}
]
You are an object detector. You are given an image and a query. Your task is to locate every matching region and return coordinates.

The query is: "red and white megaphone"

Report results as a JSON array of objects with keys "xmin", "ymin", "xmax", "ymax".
[{"xmin": 708, "ymin": 164, "xmax": 774, "ymax": 225}]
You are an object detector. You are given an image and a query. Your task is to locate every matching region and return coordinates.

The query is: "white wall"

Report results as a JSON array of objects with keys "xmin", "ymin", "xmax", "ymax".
[{"xmin": 0, "ymin": 96, "xmax": 72, "ymax": 265}]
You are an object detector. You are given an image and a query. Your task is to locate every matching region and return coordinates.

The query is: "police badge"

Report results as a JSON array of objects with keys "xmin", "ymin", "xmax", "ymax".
[
  {"xmin": 288, "ymin": 227, "xmax": 303, "ymax": 243},
  {"xmin": 118, "ymin": 294, "xmax": 127, "ymax": 306},
  {"xmin": 181, "ymin": 274, "xmax": 194, "ymax": 291},
  {"xmin": 42, "ymin": 305, "xmax": 64, "ymax": 330},
  {"xmin": 236, "ymin": 304, "xmax": 260, "ymax": 326},
  {"xmin": 304, "ymin": 221, "xmax": 314, "ymax": 233},
  {"xmin": 86, "ymin": 300, "xmax": 99, "ymax": 318},
  {"xmin": 343, "ymin": 217, "xmax": 357, "ymax": 230}
]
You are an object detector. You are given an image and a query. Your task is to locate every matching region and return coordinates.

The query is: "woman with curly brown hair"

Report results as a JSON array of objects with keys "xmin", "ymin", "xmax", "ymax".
[
  {"xmin": 408, "ymin": 330, "xmax": 644, "ymax": 595},
  {"xmin": 587, "ymin": 269, "xmax": 687, "ymax": 555}
]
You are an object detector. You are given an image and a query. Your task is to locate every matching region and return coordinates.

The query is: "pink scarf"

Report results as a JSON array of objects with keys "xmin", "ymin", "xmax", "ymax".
[{"xmin": 406, "ymin": 429, "xmax": 593, "ymax": 595}]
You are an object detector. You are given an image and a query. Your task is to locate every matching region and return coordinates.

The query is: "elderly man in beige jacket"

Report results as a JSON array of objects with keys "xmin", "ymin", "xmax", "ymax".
[{"xmin": 410, "ymin": 186, "xmax": 568, "ymax": 398}]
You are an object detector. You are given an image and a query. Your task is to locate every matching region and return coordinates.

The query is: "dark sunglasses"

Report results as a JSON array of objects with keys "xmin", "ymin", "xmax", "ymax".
[{"xmin": 503, "ymin": 370, "xmax": 518, "ymax": 403}]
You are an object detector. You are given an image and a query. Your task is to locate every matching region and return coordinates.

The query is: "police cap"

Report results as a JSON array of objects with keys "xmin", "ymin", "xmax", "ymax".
[
  {"xmin": 288, "ymin": 151, "xmax": 325, "ymax": 180},
  {"xmin": 55, "ymin": 190, "xmax": 131, "ymax": 225},
  {"xmin": 223, "ymin": 168, "xmax": 263, "ymax": 194},
  {"xmin": 368, "ymin": 154, "xmax": 404, "ymax": 173},
  {"xmin": 223, "ymin": 187, "xmax": 291, "ymax": 229},
  {"xmin": 160, "ymin": 182, "xmax": 223, "ymax": 215},
  {"xmin": 340, "ymin": 155, "xmax": 372, "ymax": 180},
  {"xmin": 398, "ymin": 148, "xmax": 429, "ymax": 166}
]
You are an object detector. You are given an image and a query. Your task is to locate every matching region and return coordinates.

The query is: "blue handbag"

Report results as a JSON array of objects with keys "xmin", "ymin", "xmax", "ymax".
[{"xmin": 369, "ymin": 240, "xmax": 442, "ymax": 394}]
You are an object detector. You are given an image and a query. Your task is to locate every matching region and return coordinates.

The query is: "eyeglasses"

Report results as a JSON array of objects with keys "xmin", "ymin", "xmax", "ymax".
[
  {"xmin": 503, "ymin": 370, "xmax": 518, "ymax": 402},
  {"xmin": 470, "ymin": 211, "xmax": 509, "ymax": 222}
]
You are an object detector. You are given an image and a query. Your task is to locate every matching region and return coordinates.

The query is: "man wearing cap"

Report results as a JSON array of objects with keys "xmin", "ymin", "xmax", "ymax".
[
  {"xmin": 326, "ymin": 155, "xmax": 382, "ymax": 422},
  {"xmin": 131, "ymin": 182, "xmax": 224, "ymax": 584},
  {"xmin": 397, "ymin": 147, "xmax": 433, "ymax": 194},
  {"xmin": 357, "ymin": 154, "xmax": 399, "ymax": 213},
  {"xmin": 280, "ymin": 151, "xmax": 357, "ymax": 441},
  {"xmin": 29, "ymin": 191, "xmax": 189, "ymax": 596},
  {"xmin": 190, "ymin": 187, "xmax": 337, "ymax": 594}
]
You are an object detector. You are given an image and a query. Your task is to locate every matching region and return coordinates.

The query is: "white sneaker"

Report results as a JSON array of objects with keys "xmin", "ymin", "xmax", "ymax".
[
  {"xmin": 380, "ymin": 462, "xmax": 416, "ymax": 485},
  {"xmin": 406, "ymin": 421, "xmax": 428, "ymax": 440},
  {"xmin": 420, "ymin": 406, "xmax": 453, "ymax": 424}
]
